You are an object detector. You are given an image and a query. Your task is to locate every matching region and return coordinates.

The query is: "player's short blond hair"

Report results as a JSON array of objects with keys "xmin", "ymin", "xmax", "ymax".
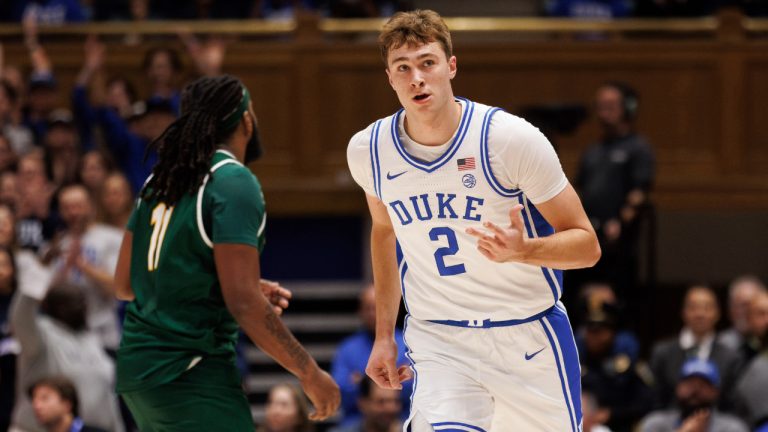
[{"xmin": 379, "ymin": 9, "xmax": 453, "ymax": 65}]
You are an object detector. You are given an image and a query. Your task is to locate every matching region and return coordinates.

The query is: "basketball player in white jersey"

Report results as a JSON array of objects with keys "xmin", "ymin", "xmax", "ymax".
[{"xmin": 347, "ymin": 10, "xmax": 601, "ymax": 432}]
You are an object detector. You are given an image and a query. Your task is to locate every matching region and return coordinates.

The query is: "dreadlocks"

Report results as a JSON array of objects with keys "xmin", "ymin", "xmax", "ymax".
[{"xmin": 142, "ymin": 75, "xmax": 246, "ymax": 206}]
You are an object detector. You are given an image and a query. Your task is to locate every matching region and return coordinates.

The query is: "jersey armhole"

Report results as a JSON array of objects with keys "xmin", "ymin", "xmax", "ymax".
[
  {"xmin": 196, "ymin": 159, "xmax": 242, "ymax": 248},
  {"xmin": 480, "ymin": 108, "xmax": 523, "ymax": 198}
]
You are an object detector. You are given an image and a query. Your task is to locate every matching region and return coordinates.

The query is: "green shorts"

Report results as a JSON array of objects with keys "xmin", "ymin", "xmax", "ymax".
[{"xmin": 121, "ymin": 357, "xmax": 253, "ymax": 432}]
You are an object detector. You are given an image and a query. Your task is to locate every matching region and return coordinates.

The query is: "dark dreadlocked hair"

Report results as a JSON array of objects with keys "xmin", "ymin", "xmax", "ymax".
[{"xmin": 142, "ymin": 75, "xmax": 246, "ymax": 206}]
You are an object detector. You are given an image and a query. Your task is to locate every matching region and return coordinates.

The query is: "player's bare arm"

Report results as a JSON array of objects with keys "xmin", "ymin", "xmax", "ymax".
[
  {"xmin": 365, "ymin": 194, "xmax": 413, "ymax": 390},
  {"xmin": 215, "ymin": 243, "xmax": 340, "ymax": 420},
  {"xmin": 114, "ymin": 231, "xmax": 134, "ymax": 301},
  {"xmin": 467, "ymin": 183, "xmax": 600, "ymax": 269}
]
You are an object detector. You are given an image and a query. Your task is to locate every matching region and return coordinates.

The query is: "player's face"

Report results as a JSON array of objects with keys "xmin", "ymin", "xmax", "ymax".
[
  {"xmin": 386, "ymin": 42, "xmax": 456, "ymax": 115},
  {"xmin": 31, "ymin": 386, "xmax": 70, "ymax": 427}
]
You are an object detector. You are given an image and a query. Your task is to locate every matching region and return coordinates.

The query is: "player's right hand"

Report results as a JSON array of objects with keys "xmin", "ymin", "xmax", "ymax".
[
  {"xmin": 300, "ymin": 367, "xmax": 340, "ymax": 421},
  {"xmin": 366, "ymin": 338, "xmax": 412, "ymax": 390}
]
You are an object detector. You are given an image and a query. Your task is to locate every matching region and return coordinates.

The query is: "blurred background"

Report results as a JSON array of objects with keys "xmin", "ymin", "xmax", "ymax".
[{"xmin": 0, "ymin": 1, "xmax": 767, "ymax": 432}]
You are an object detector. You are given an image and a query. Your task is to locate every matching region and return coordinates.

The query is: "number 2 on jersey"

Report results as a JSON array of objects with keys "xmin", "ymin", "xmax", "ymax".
[
  {"xmin": 148, "ymin": 203, "xmax": 173, "ymax": 271},
  {"xmin": 429, "ymin": 227, "xmax": 466, "ymax": 276}
]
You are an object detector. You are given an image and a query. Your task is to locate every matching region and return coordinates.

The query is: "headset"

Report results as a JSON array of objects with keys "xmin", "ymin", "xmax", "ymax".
[{"xmin": 601, "ymin": 81, "xmax": 639, "ymax": 121}]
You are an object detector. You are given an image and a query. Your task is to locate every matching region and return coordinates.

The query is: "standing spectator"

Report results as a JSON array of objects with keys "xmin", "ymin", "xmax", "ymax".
[
  {"xmin": 0, "ymin": 170, "xmax": 18, "ymax": 209},
  {"xmin": 329, "ymin": 377, "xmax": 402, "ymax": 432},
  {"xmin": 73, "ymin": 36, "xmax": 158, "ymax": 193},
  {"xmin": 29, "ymin": 376, "xmax": 108, "ymax": 432},
  {"xmin": 719, "ymin": 275, "xmax": 767, "ymax": 352},
  {"xmin": 573, "ymin": 82, "xmax": 655, "ymax": 317},
  {"xmin": 331, "ymin": 285, "xmax": 410, "ymax": 426},
  {"xmin": 11, "ymin": 0, "xmax": 86, "ymax": 24},
  {"xmin": 21, "ymin": 13, "xmax": 59, "ymax": 143},
  {"xmin": 257, "ymin": 383, "xmax": 314, "ymax": 432},
  {"xmin": 650, "ymin": 285, "xmax": 743, "ymax": 411},
  {"xmin": 142, "ymin": 47, "xmax": 182, "ymax": 114},
  {"xmin": 47, "ymin": 183, "xmax": 122, "ymax": 352},
  {"xmin": 0, "ymin": 80, "xmax": 35, "ymax": 156},
  {"xmin": 741, "ymin": 290, "xmax": 768, "ymax": 361},
  {"xmin": 10, "ymin": 268, "xmax": 123, "ymax": 432},
  {"xmin": 640, "ymin": 359, "xmax": 748, "ymax": 432},
  {"xmin": 16, "ymin": 151, "xmax": 59, "ymax": 253},
  {"xmin": 98, "ymin": 172, "xmax": 132, "ymax": 230}
]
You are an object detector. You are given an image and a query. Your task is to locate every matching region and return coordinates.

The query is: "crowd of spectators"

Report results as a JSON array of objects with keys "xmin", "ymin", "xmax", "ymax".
[
  {"xmin": 0, "ymin": 0, "xmax": 766, "ymax": 24},
  {"xmin": 0, "ymin": 4, "xmax": 766, "ymax": 432}
]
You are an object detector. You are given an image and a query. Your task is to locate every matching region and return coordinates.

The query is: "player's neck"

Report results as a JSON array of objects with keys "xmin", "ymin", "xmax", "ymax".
[{"xmin": 403, "ymin": 99, "xmax": 462, "ymax": 147}]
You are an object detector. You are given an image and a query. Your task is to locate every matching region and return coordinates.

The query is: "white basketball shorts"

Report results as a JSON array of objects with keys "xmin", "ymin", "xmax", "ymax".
[{"xmin": 402, "ymin": 302, "xmax": 582, "ymax": 432}]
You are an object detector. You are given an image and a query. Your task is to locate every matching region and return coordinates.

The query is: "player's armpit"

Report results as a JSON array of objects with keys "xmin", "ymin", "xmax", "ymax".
[{"xmin": 114, "ymin": 231, "xmax": 134, "ymax": 301}]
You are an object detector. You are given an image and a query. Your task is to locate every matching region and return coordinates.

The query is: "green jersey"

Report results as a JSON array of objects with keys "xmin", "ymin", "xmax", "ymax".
[{"xmin": 116, "ymin": 149, "xmax": 266, "ymax": 393}]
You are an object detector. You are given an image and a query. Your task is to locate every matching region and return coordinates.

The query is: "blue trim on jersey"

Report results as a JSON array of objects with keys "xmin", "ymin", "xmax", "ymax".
[
  {"xmin": 370, "ymin": 120, "xmax": 383, "ymax": 199},
  {"xmin": 520, "ymin": 195, "xmax": 561, "ymax": 302},
  {"xmin": 480, "ymin": 107, "xmax": 522, "ymax": 198},
  {"xmin": 390, "ymin": 98, "xmax": 475, "ymax": 173},
  {"xmin": 432, "ymin": 422, "xmax": 487, "ymax": 432},
  {"xmin": 396, "ymin": 240, "xmax": 411, "ymax": 314},
  {"xmin": 428, "ymin": 306, "xmax": 554, "ymax": 328},
  {"xmin": 540, "ymin": 311, "xmax": 580, "ymax": 432}
]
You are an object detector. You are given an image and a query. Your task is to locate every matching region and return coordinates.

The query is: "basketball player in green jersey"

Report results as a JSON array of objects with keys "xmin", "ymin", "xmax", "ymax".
[{"xmin": 113, "ymin": 75, "xmax": 340, "ymax": 430}]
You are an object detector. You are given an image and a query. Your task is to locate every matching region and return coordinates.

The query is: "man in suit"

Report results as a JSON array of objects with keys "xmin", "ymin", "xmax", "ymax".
[{"xmin": 650, "ymin": 285, "xmax": 743, "ymax": 411}]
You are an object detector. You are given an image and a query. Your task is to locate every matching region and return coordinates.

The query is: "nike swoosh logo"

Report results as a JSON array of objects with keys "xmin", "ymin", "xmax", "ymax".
[
  {"xmin": 525, "ymin": 347, "xmax": 546, "ymax": 361},
  {"xmin": 386, "ymin": 171, "xmax": 407, "ymax": 180}
]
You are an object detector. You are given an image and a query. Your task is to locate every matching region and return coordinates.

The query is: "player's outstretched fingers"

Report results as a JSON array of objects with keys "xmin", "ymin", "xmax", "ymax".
[{"xmin": 397, "ymin": 365, "xmax": 414, "ymax": 382}]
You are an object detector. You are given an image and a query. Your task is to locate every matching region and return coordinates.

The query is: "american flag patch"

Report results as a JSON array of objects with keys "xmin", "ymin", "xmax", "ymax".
[{"xmin": 457, "ymin": 157, "xmax": 476, "ymax": 171}]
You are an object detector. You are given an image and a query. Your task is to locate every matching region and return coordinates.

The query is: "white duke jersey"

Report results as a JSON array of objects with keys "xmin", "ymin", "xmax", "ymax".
[{"xmin": 347, "ymin": 98, "xmax": 569, "ymax": 325}]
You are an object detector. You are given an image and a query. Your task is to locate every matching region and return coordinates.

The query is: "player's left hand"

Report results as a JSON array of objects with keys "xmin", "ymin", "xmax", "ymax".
[
  {"xmin": 466, "ymin": 204, "xmax": 529, "ymax": 263},
  {"xmin": 259, "ymin": 279, "xmax": 291, "ymax": 315}
]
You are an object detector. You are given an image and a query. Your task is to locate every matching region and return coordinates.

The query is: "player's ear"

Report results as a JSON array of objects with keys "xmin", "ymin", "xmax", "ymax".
[
  {"xmin": 242, "ymin": 111, "xmax": 254, "ymax": 137},
  {"xmin": 448, "ymin": 56, "xmax": 457, "ymax": 80},
  {"xmin": 385, "ymin": 67, "xmax": 395, "ymax": 89}
]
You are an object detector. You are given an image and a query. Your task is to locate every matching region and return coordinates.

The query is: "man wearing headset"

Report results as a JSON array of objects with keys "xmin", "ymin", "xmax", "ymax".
[{"xmin": 573, "ymin": 82, "xmax": 656, "ymax": 321}]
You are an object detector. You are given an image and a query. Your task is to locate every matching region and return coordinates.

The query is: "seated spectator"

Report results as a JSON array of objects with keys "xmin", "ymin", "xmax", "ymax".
[
  {"xmin": 331, "ymin": 285, "xmax": 410, "ymax": 426},
  {"xmin": 0, "ymin": 245, "xmax": 17, "ymax": 432},
  {"xmin": 582, "ymin": 387, "xmax": 613, "ymax": 432},
  {"xmin": 329, "ymin": 376, "xmax": 402, "ymax": 432},
  {"xmin": 78, "ymin": 150, "xmax": 114, "ymax": 199},
  {"xmin": 16, "ymin": 151, "xmax": 60, "ymax": 253},
  {"xmin": 741, "ymin": 290, "xmax": 768, "ymax": 361},
  {"xmin": 98, "ymin": 172, "xmax": 133, "ymax": 230},
  {"xmin": 47, "ymin": 183, "xmax": 123, "ymax": 352},
  {"xmin": 544, "ymin": 0, "xmax": 633, "ymax": 18},
  {"xmin": 29, "ymin": 376, "xmax": 107, "ymax": 432},
  {"xmin": 0, "ymin": 171, "xmax": 18, "ymax": 209},
  {"xmin": 719, "ymin": 275, "xmax": 766, "ymax": 353},
  {"xmin": 0, "ymin": 205, "xmax": 15, "ymax": 248},
  {"xmin": 736, "ymin": 293, "xmax": 768, "ymax": 428},
  {"xmin": 650, "ymin": 285, "xmax": 743, "ymax": 411},
  {"xmin": 640, "ymin": 359, "xmax": 748, "ymax": 432},
  {"xmin": 258, "ymin": 383, "xmax": 313, "ymax": 432},
  {"xmin": 42, "ymin": 110, "xmax": 80, "ymax": 186},
  {"xmin": 577, "ymin": 282, "xmax": 639, "ymax": 362},
  {"xmin": 10, "ymin": 269, "xmax": 123, "ymax": 432},
  {"xmin": 579, "ymin": 301, "xmax": 654, "ymax": 432},
  {"xmin": 0, "ymin": 133, "xmax": 17, "ymax": 173}
]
